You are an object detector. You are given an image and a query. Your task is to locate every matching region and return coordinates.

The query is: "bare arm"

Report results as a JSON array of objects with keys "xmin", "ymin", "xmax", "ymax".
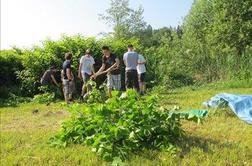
[
  {"xmin": 138, "ymin": 61, "xmax": 145, "ymax": 65},
  {"xmin": 123, "ymin": 54, "xmax": 126, "ymax": 66},
  {"xmin": 60, "ymin": 70, "xmax": 64, "ymax": 81},
  {"xmin": 105, "ymin": 58, "xmax": 120, "ymax": 72},
  {"xmin": 136, "ymin": 55, "xmax": 139, "ymax": 65},
  {"xmin": 137, "ymin": 55, "xmax": 145, "ymax": 64},
  {"xmin": 51, "ymin": 75, "xmax": 59, "ymax": 86},
  {"xmin": 95, "ymin": 64, "xmax": 106, "ymax": 76},
  {"xmin": 78, "ymin": 63, "xmax": 82, "ymax": 78},
  {"xmin": 66, "ymin": 68, "xmax": 72, "ymax": 80}
]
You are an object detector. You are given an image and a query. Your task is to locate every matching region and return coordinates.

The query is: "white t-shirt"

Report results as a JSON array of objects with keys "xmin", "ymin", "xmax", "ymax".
[
  {"xmin": 137, "ymin": 54, "xmax": 146, "ymax": 74},
  {"xmin": 80, "ymin": 55, "xmax": 95, "ymax": 75}
]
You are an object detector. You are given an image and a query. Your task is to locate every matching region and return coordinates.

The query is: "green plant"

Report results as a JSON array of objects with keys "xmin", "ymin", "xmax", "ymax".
[
  {"xmin": 82, "ymin": 80, "xmax": 108, "ymax": 104},
  {"xmin": 49, "ymin": 90, "xmax": 201, "ymax": 164},
  {"xmin": 33, "ymin": 93, "xmax": 55, "ymax": 104},
  {"xmin": 0, "ymin": 93, "xmax": 31, "ymax": 107},
  {"xmin": 16, "ymin": 70, "xmax": 37, "ymax": 97}
]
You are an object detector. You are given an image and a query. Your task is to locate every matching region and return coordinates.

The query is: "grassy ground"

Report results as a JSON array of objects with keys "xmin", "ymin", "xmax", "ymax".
[{"xmin": 1, "ymin": 86, "xmax": 252, "ymax": 166}]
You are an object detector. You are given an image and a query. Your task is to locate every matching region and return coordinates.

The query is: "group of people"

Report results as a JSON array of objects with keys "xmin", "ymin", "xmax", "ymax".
[{"xmin": 40, "ymin": 44, "xmax": 146, "ymax": 103}]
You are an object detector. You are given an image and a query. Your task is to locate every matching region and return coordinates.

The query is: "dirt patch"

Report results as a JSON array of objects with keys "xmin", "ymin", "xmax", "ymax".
[
  {"xmin": 55, "ymin": 111, "xmax": 65, "ymax": 115},
  {"xmin": 43, "ymin": 111, "xmax": 55, "ymax": 117},
  {"xmin": 1, "ymin": 109, "xmax": 70, "ymax": 132},
  {"xmin": 43, "ymin": 110, "xmax": 68, "ymax": 117}
]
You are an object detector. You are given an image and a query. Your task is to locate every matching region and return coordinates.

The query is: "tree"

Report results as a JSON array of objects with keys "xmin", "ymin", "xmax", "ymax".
[
  {"xmin": 182, "ymin": 0, "xmax": 216, "ymax": 81},
  {"xmin": 99, "ymin": 0, "xmax": 146, "ymax": 39},
  {"xmin": 181, "ymin": 0, "xmax": 252, "ymax": 80},
  {"xmin": 133, "ymin": 24, "xmax": 153, "ymax": 47},
  {"xmin": 128, "ymin": 5, "xmax": 146, "ymax": 33},
  {"xmin": 211, "ymin": 0, "xmax": 252, "ymax": 69}
]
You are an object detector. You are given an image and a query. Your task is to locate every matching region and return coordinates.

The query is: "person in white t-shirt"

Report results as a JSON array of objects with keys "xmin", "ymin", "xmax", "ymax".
[
  {"xmin": 78, "ymin": 49, "xmax": 95, "ymax": 96},
  {"xmin": 137, "ymin": 54, "xmax": 146, "ymax": 95}
]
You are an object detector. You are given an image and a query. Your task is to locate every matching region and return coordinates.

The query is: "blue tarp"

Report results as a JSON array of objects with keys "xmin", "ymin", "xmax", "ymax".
[{"xmin": 203, "ymin": 93, "xmax": 252, "ymax": 124}]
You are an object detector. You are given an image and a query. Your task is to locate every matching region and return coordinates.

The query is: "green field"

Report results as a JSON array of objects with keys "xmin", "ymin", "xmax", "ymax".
[{"xmin": 1, "ymin": 86, "xmax": 252, "ymax": 166}]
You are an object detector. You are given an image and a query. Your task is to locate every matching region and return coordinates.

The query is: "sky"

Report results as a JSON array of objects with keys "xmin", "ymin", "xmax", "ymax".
[{"xmin": 1, "ymin": 0, "xmax": 194, "ymax": 49}]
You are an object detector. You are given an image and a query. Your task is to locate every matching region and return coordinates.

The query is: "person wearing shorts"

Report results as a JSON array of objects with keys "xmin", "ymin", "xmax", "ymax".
[
  {"xmin": 93, "ymin": 46, "xmax": 121, "ymax": 97},
  {"xmin": 78, "ymin": 49, "xmax": 95, "ymax": 96},
  {"xmin": 62, "ymin": 52, "xmax": 75, "ymax": 103},
  {"xmin": 137, "ymin": 54, "xmax": 146, "ymax": 95},
  {"xmin": 123, "ymin": 44, "xmax": 139, "ymax": 91}
]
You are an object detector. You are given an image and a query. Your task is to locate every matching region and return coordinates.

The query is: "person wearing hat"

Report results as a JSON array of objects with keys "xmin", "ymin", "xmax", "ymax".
[{"xmin": 78, "ymin": 49, "xmax": 95, "ymax": 96}]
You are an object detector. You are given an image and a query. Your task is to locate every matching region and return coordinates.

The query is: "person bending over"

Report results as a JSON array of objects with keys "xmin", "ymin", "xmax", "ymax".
[{"xmin": 40, "ymin": 65, "xmax": 60, "ymax": 87}]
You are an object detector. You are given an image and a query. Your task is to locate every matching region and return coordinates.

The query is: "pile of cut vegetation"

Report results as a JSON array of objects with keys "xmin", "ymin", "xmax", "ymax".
[{"xmin": 49, "ymin": 89, "xmax": 201, "ymax": 165}]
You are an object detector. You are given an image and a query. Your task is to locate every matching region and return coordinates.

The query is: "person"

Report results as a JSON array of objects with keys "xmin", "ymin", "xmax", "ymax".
[
  {"xmin": 61, "ymin": 69, "xmax": 75, "ymax": 99},
  {"xmin": 40, "ymin": 65, "xmax": 60, "ymax": 87},
  {"xmin": 123, "ymin": 44, "xmax": 139, "ymax": 91},
  {"xmin": 78, "ymin": 49, "xmax": 95, "ymax": 96},
  {"xmin": 93, "ymin": 46, "xmax": 121, "ymax": 97},
  {"xmin": 137, "ymin": 53, "xmax": 146, "ymax": 95},
  {"xmin": 62, "ymin": 52, "xmax": 75, "ymax": 103}
]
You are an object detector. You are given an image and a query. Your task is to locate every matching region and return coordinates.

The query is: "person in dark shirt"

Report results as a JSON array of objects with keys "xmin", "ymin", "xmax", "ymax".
[
  {"xmin": 93, "ymin": 46, "xmax": 121, "ymax": 97},
  {"xmin": 40, "ymin": 65, "xmax": 59, "ymax": 87},
  {"xmin": 62, "ymin": 52, "xmax": 75, "ymax": 103}
]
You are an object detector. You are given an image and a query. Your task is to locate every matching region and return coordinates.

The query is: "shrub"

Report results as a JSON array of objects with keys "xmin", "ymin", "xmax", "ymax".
[
  {"xmin": 16, "ymin": 70, "xmax": 38, "ymax": 97},
  {"xmin": 49, "ymin": 90, "xmax": 201, "ymax": 164},
  {"xmin": 33, "ymin": 93, "xmax": 55, "ymax": 104},
  {"xmin": 0, "ymin": 93, "xmax": 31, "ymax": 107},
  {"xmin": 0, "ymin": 50, "xmax": 23, "ymax": 87},
  {"xmin": 82, "ymin": 80, "xmax": 108, "ymax": 104}
]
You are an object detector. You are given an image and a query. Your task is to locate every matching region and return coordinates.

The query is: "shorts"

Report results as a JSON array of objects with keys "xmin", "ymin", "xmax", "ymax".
[
  {"xmin": 107, "ymin": 74, "xmax": 121, "ymax": 90},
  {"xmin": 82, "ymin": 73, "xmax": 91, "ymax": 84},
  {"xmin": 62, "ymin": 79, "xmax": 75, "ymax": 97},
  {"xmin": 138, "ymin": 73, "xmax": 145, "ymax": 82},
  {"xmin": 125, "ymin": 70, "xmax": 139, "ymax": 90}
]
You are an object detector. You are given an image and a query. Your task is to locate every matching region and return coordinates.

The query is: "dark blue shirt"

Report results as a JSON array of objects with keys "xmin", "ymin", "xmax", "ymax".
[{"xmin": 62, "ymin": 60, "xmax": 71, "ymax": 79}]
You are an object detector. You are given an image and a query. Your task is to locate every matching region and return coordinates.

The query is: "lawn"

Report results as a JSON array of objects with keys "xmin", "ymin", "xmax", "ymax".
[{"xmin": 1, "ymin": 86, "xmax": 252, "ymax": 166}]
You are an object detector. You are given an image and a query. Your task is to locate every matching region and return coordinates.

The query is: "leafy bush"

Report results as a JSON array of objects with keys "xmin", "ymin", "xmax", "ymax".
[
  {"xmin": 33, "ymin": 93, "xmax": 55, "ymax": 104},
  {"xmin": 0, "ymin": 50, "xmax": 23, "ymax": 87},
  {"xmin": 0, "ymin": 93, "xmax": 31, "ymax": 107},
  {"xmin": 16, "ymin": 70, "xmax": 38, "ymax": 97},
  {"xmin": 0, "ymin": 86, "xmax": 9, "ymax": 99},
  {"xmin": 49, "ymin": 90, "xmax": 201, "ymax": 164},
  {"xmin": 164, "ymin": 71, "xmax": 194, "ymax": 88},
  {"xmin": 82, "ymin": 80, "xmax": 108, "ymax": 104},
  {"xmin": 0, "ymin": 50, "xmax": 24, "ymax": 99},
  {"xmin": 38, "ymin": 85, "xmax": 63, "ymax": 99}
]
